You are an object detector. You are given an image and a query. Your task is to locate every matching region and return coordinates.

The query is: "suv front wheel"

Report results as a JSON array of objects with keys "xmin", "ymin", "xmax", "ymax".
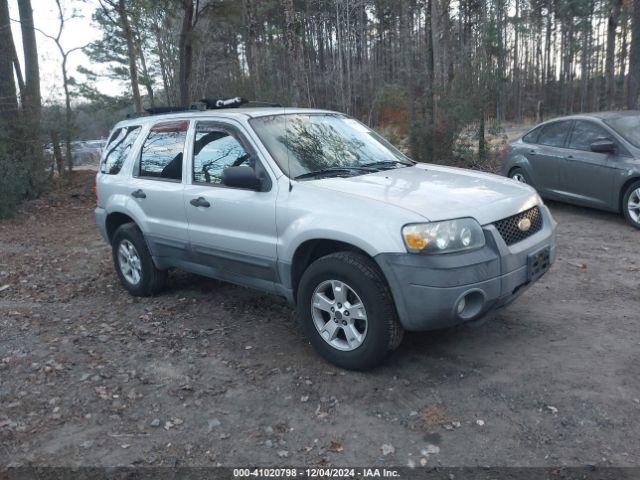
[
  {"xmin": 296, "ymin": 252, "xmax": 403, "ymax": 370},
  {"xmin": 111, "ymin": 223, "xmax": 167, "ymax": 296}
]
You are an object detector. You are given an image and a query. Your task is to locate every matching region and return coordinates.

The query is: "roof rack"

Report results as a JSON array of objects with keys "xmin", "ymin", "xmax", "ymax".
[
  {"xmin": 198, "ymin": 97, "xmax": 282, "ymax": 109},
  {"xmin": 125, "ymin": 97, "xmax": 283, "ymax": 119}
]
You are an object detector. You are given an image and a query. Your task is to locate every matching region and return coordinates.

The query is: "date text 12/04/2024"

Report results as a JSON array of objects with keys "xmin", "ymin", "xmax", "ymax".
[{"xmin": 232, "ymin": 468, "xmax": 401, "ymax": 478}]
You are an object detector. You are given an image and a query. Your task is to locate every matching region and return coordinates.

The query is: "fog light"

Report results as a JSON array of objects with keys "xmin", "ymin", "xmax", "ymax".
[{"xmin": 456, "ymin": 297, "xmax": 466, "ymax": 315}]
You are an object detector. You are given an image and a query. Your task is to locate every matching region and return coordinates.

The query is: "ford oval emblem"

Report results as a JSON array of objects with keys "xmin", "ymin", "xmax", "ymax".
[{"xmin": 518, "ymin": 218, "xmax": 532, "ymax": 232}]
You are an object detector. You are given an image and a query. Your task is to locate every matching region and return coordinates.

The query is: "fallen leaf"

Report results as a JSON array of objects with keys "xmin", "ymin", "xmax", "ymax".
[
  {"xmin": 381, "ymin": 444, "xmax": 395, "ymax": 456},
  {"xmin": 329, "ymin": 441, "xmax": 343, "ymax": 453}
]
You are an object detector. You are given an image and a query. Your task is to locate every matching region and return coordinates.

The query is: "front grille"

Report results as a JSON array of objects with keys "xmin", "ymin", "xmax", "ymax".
[{"xmin": 493, "ymin": 206, "xmax": 543, "ymax": 246}]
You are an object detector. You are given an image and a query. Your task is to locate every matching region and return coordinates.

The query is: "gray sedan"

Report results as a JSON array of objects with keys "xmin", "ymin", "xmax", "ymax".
[{"xmin": 500, "ymin": 111, "xmax": 640, "ymax": 229}]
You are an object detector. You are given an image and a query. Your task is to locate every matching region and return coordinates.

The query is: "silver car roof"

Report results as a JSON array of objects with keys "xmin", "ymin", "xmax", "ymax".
[{"xmin": 112, "ymin": 107, "xmax": 340, "ymax": 129}]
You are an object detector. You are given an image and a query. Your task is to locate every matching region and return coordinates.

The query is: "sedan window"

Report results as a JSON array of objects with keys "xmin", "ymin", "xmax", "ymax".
[
  {"xmin": 522, "ymin": 127, "xmax": 540, "ymax": 144},
  {"xmin": 567, "ymin": 121, "xmax": 611, "ymax": 151},
  {"xmin": 537, "ymin": 121, "xmax": 572, "ymax": 148},
  {"xmin": 604, "ymin": 115, "xmax": 640, "ymax": 148}
]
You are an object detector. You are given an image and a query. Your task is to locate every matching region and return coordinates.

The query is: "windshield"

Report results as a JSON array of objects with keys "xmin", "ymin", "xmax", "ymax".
[
  {"xmin": 604, "ymin": 115, "xmax": 640, "ymax": 148},
  {"xmin": 249, "ymin": 113, "xmax": 412, "ymax": 179}
]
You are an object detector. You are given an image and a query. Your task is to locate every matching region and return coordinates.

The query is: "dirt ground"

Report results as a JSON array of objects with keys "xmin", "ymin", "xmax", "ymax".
[{"xmin": 1, "ymin": 171, "xmax": 639, "ymax": 468}]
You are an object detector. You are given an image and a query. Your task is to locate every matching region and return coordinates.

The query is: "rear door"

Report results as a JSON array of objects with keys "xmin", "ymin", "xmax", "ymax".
[
  {"xmin": 525, "ymin": 120, "xmax": 573, "ymax": 196},
  {"xmin": 128, "ymin": 120, "xmax": 190, "ymax": 260},
  {"xmin": 560, "ymin": 120, "xmax": 616, "ymax": 208},
  {"xmin": 183, "ymin": 120, "xmax": 279, "ymax": 290}
]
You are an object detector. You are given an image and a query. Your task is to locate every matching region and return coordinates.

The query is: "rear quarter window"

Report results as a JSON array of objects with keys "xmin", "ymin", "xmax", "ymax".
[
  {"xmin": 522, "ymin": 127, "xmax": 540, "ymax": 144},
  {"xmin": 100, "ymin": 126, "xmax": 141, "ymax": 174}
]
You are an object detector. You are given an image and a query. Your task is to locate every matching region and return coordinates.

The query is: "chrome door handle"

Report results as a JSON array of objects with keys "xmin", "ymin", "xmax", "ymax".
[{"xmin": 190, "ymin": 197, "xmax": 211, "ymax": 208}]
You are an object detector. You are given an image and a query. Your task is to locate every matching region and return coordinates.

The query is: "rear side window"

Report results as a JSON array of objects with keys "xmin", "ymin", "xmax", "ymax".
[
  {"xmin": 100, "ymin": 126, "xmax": 141, "ymax": 174},
  {"xmin": 537, "ymin": 121, "xmax": 572, "ymax": 147},
  {"xmin": 139, "ymin": 120, "xmax": 188, "ymax": 181},
  {"xmin": 567, "ymin": 121, "xmax": 611, "ymax": 151}
]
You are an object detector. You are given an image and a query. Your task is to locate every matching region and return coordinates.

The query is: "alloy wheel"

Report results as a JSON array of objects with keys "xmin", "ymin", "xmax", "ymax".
[
  {"xmin": 628, "ymin": 188, "xmax": 640, "ymax": 224},
  {"xmin": 512, "ymin": 172, "xmax": 527, "ymax": 183},
  {"xmin": 118, "ymin": 239, "xmax": 142, "ymax": 285},
  {"xmin": 311, "ymin": 280, "xmax": 368, "ymax": 351}
]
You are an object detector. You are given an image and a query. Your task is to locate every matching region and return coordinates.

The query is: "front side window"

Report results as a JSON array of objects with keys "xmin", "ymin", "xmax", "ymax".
[
  {"xmin": 567, "ymin": 121, "xmax": 611, "ymax": 151},
  {"xmin": 537, "ymin": 121, "xmax": 572, "ymax": 148},
  {"xmin": 100, "ymin": 125, "xmax": 141, "ymax": 174},
  {"xmin": 249, "ymin": 114, "xmax": 412, "ymax": 179},
  {"xmin": 604, "ymin": 115, "xmax": 640, "ymax": 148},
  {"xmin": 193, "ymin": 124, "xmax": 252, "ymax": 184},
  {"xmin": 139, "ymin": 120, "xmax": 188, "ymax": 181}
]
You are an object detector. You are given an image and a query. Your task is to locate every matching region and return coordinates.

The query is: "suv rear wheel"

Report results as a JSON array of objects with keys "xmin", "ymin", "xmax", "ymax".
[
  {"xmin": 296, "ymin": 252, "xmax": 403, "ymax": 370},
  {"xmin": 111, "ymin": 223, "xmax": 167, "ymax": 296},
  {"xmin": 622, "ymin": 180, "xmax": 640, "ymax": 229}
]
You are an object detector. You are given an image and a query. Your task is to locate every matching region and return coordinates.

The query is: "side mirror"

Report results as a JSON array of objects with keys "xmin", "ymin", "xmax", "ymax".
[
  {"xmin": 221, "ymin": 166, "xmax": 261, "ymax": 190},
  {"xmin": 590, "ymin": 138, "xmax": 615, "ymax": 153}
]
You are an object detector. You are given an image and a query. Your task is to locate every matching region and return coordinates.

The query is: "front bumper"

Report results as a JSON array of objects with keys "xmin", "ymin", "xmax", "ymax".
[{"xmin": 375, "ymin": 205, "xmax": 557, "ymax": 331}]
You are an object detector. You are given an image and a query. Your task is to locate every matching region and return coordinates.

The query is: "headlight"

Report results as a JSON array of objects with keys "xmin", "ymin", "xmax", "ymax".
[{"xmin": 402, "ymin": 218, "xmax": 485, "ymax": 254}]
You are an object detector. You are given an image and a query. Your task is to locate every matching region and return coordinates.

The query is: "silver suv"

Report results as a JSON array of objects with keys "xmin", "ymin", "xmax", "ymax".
[{"xmin": 95, "ymin": 104, "xmax": 557, "ymax": 370}]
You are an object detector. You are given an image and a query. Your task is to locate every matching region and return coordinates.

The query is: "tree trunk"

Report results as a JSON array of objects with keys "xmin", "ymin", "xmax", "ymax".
[
  {"xmin": 17, "ymin": 0, "xmax": 40, "ymax": 116},
  {"xmin": 605, "ymin": 0, "xmax": 622, "ymax": 109},
  {"xmin": 178, "ymin": 0, "xmax": 194, "ymax": 107},
  {"xmin": 513, "ymin": 0, "xmax": 520, "ymax": 120},
  {"xmin": 117, "ymin": 0, "xmax": 143, "ymax": 113},
  {"xmin": 283, "ymin": 0, "xmax": 305, "ymax": 106},
  {"xmin": 62, "ymin": 54, "xmax": 73, "ymax": 175},
  {"xmin": 0, "ymin": 0, "xmax": 18, "ymax": 117},
  {"xmin": 627, "ymin": 0, "xmax": 640, "ymax": 109},
  {"xmin": 244, "ymin": 0, "xmax": 261, "ymax": 95},
  {"xmin": 136, "ymin": 37, "xmax": 155, "ymax": 108},
  {"xmin": 51, "ymin": 130, "xmax": 64, "ymax": 175},
  {"xmin": 424, "ymin": 0, "xmax": 435, "ymax": 160},
  {"xmin": 17, "ymin": 0, "xmax": 46, "ymax": 195},
  {"xmin": 155, "ymin": 27, "xmax": 174, "ymax": 105}
]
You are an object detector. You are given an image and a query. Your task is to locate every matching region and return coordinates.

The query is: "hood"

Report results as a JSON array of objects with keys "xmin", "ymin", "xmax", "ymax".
[{"xmin": 304, "ymin": 164, "xmax": 540, "ymax": 225}]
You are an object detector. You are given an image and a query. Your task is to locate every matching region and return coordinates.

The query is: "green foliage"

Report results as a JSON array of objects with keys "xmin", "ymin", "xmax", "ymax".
[
  {"xmin": 0, "ymin": 126, "xmax": 25, "ymax": 218},
  {"xmin": 0, "ymin": 117, "xmax": 49, "ymax": 219}
]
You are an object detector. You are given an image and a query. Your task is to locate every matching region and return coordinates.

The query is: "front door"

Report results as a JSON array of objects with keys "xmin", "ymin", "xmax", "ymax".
[
  {"xmin": 527, "ymin": 120, "xmax": 573, "ymax": 196},
  {"xmin": 560, "ymin": 120, "xmax": 616, "ymax": 208},
  {"xmin": 183, "ymin": 120, "xmax": 279, "ymax": 290}
]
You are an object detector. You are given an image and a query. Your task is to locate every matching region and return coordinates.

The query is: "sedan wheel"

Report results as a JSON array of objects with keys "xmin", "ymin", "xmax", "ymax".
[
  {"xmin": 311, "ymin": 279, "xmax": 368, "ymax": 351},
  {"xmin": 627, "ymin": 188, "xmax": 640, "ymax": 224},
  {"xmin": 511, "ymin": 172, "xmax": 527, "ymax": 184}
]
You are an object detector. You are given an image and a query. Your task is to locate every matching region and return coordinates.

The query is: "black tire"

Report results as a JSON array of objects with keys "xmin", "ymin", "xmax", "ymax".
[
  {"xmin": 509, "ymin": 167, "xmax": 532, "ymax": 186},
  {"xmin": 111, "ymin": 223, "xmax": 167, "ymax": 296},
  {"xmin": 296, "ymin": 252, "xmax": 403, "ymax": 370},
  {"xmin": 622, "ymin": 180, "xmax": 640, "ymax": 229}
]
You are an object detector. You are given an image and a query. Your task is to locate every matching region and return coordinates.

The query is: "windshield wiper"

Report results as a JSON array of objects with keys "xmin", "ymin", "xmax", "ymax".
[
  {"xmin": 294, "ymin": 167, "xmax": 376, "ymax": 180},
  {"xmin": 361, "ymin": 160, "xmax": 414, "ymax": 170}
]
